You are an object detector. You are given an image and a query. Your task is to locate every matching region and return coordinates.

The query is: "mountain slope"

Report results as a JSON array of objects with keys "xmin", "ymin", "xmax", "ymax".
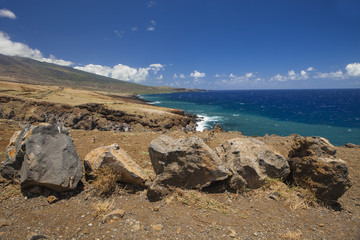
[{"xmin": 0, "ymin": 54, "xmax": 194, "ymax": 94}]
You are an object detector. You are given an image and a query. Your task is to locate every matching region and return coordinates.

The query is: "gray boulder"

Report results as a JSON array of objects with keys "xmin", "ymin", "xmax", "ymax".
[
  {"xmin": 148, "ymin": 135, "xmax": 229, "ymax": 200},
  {"xmin": 288, "ymin": 136, "xmax": 351, "ymax": 204},
  {"xmin": 215, "ymin": 138, "xmax": 290, "ymax": 191},
  {"xmin": 84, "ymin": 143, "xmax": 151, "ymax": 187},
  {"xmin": 0, "ymin": 123, "xmax": 83, "ymax": 192}
]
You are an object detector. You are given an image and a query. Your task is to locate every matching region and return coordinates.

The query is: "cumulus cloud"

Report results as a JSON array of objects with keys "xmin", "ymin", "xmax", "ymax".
[
  {"xmin": 0, "ymin": 9, "xmax": 16, "ymax": 19},
  {"xmin": 74, "ymin": 63, "xmax": 165, "ymax": 83},
  {"xmin": 0, "ymin": 31, "xmax": 73, "ymax": 66},
  {"xmin": 314, "ymin": 70, "xmax": 346, "ymax": 79},
  {"xmin": 346, "ymin": 62, "xmax": 360, "ymax": 77},
  {"xmin": 222, "ymin": 72, "xmax": 257, "ymax": 85},
  {"xmin": 270, "ymin": 69, "xmax": 310, "ymax": 82},
  {"xmin": 306, "ymin": 67, "xmax": 315, "ymax": 71},
  {"xmin": 173, "ymin": 73, "xmax": 186, "ymax": 79},
  {"xmin": 190, "ymin": 70, "xmax": 205, "ymax": 78},
  {"xmin": 147, "ymin": 20, "xmax": 156, "ymax": 31}
]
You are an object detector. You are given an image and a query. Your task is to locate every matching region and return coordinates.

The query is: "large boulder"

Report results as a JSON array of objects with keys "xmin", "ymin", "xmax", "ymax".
[
  {"xmin": 0, "ymin": 123, "xmax": 83, "ymax": 192},
  {"xmin": 288, "ymin": 136, "xmax": 351, "ymax": 204},
  {"xmin": 84, "ymin": 143, "xmax": 150, "ymax": 187},
  {"xmin": 215, "ymin": 138, "xmax": 290, "ymax": 191},
  {"xmin": 148, "ymin": 135, "xmax": 229, "ymax": 200}
]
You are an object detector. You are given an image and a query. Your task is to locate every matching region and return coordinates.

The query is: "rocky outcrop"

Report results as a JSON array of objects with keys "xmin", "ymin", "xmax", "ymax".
[
  {"xmin": 84, "ymin": 143, "xmax": 150, "ymax": 187},
  {"xmin": 0, "ymin": 123, "xmax": 83, "ymax": 192},
  {"xmin": 215, "ymin": 138, "xmax": 290, "ymax": 191},
  {"xmin": 148, "ymin": 135, "xmax": 229, "ymax": 200},
  {"xmin": 288, "ymin": 136, "xmax": 352, "ymax": 204},
  {"xmin": 0, "ymin": 96, "xmax": 196, "ymax": 132}
]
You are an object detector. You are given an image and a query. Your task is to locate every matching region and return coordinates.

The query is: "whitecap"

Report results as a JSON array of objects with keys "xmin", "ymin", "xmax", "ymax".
[
  {"xmin": 148, "ymin": 101, "xmax": 161, "ymax": 105},
  {"xmin": 196, "ymin": 115, "xmax": 223, "ymax": 132}
]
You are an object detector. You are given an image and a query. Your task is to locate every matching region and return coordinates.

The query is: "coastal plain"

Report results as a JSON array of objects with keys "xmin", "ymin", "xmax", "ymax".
[{"xmin": 0, "ymin": 79, "xmax": 359, "ymax": 239}]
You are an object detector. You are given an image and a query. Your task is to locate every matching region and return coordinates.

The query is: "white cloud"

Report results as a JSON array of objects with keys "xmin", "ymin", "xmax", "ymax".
[
  {"xmin": 157, "ymin": 74, "xmax": 163, "ymax": 80},
  {"xmin": 131, "ymin": 27, "xmax": 138, "ymax": 32},
  {"xmin": 147, "ymin": 20, "xmax": 156, "ymax": 31},
  {"xmin": 270, "ymin": 69, "xmax": 309, "ymax": 82},
  {"xmin": 270, "ymin": 74, "xmax": 288, "ymax": 82},
  {"xmin": 40, "ymin": 54, "xmax": 73, "ymax": 67},
  {"xmin": 114, "ymin": 30, "xmax": 125, "ymax": 38},
  {"xmin": 173, "ymin": 73, "xmax": 178, "ymax": 79},
  {"xmin": 149, "ymin": 63, "xmax": 164, "ymax": 74},
  {"xmin": 0, "ymin": 31, "xmax": 73, "ymax": 66},
  {"xmin": 147, "ymin": 1, "xmax": 156, "ymax": 8},
  {"xmin": 0, "ymin": 9, "xmax": 16, "ymax": 19},
  {"xmin": 179, "ymin": 73, "xmax": 186, "ymax": 79},
  {"xmin": 74, "ymin": 63, "xmax": 165, "ymax": 83},
  {"xmin": 215, "ymin": 73, "xmax": 226, "ymax": 78},
  {"xmin": 346, "ymin": 62, "xmax": 360, "ymax": 77},
  {"xmin": 306, "ymin": 67, "xmax": 315, "ymax": 71},
  {"xmin": 314, "ymin": 70, "xmax": 346, "ymax": 79},
  {"xmin": 190, "ymin": 70, "xmax": 205, "ymax": 78},
  {"xmin": 223, "ymin": 72, "xmax": 257, "ymax": 85}
]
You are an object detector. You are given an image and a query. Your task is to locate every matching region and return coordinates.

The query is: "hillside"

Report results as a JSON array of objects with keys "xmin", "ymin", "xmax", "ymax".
[{"xmin": 0, "ymin": 54, "xmax": 197, "ymax": 95}]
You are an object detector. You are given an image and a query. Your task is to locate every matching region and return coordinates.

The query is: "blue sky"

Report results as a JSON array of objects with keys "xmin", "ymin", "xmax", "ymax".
[{"xmin": 0, "ymin": 0, "xmax": 360, "ymax": 90}]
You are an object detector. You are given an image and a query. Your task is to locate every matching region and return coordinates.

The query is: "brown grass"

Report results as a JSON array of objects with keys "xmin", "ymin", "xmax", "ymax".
[
  {"xmin": 167, "ymin": 188, "xmax": 236, "ymax": 214},
  {"xmin": 261, "ymin": 178, "xmax": 317, "ymax": 211},
  {"xmin": 92, "ymin": 199, "xmax": 114, "ymax": 219},
  {"xmin": 92, "ymin": 166, "xmax": 121, "ymax": 197}
]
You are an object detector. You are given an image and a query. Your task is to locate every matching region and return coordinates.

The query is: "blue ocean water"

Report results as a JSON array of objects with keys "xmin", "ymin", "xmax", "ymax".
[{"xmin": 140, "ymin": 89, "xmax": 360, "ymax": 146}]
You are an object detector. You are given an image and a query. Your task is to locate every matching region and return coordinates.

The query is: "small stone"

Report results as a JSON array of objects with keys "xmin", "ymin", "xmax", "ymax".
[
  {"xmin": 318, "ymin": 223, "xmax": 325, "ymax": 227},
  {"xmin": 103, "ymin": 209, "xmax": 125, "ymax": 224},
  {"xmin": 228, "ymin": 228, "xmax": 236, "ymax": 238},
  {"xmin": 153, "ymin": 206, "xmax": 160, "ymax": 212},
  {"xmin": 269, "ymin": 192, "xmax": 280, "ymax": 201},
  {"xmin": 27, "ymin": 233, "xmax": 48, "ymax": 240},
  {"xmin": 151, "ymin": 224, "xmax": 163, "ymax": 231},
  {"xmin": 88, "ymin": 223, "xmax": 92, "ymax": 227},
  {"xmin": 47, "ymin": 195, "xmax": 59, "ymax": 204},
  {"xmin": 132, "ymin": 223, "xmax": 141, "ymax": 231},
  {"xmin": 177, "ymin": 227, "xmax": 181, "ymax": 234},
  {"xmin": 0, "ymin": 218, "xmax": 12, "ymax": 227},
  {"xmin": 0, "ymin": 232, "xmax": 6, "ymax": 237}
]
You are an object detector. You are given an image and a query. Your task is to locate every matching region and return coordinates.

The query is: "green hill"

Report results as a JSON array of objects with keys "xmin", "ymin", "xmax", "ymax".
[{"xmin": 0, "ymin": 54, "xmax": 196, "ymax": 94}]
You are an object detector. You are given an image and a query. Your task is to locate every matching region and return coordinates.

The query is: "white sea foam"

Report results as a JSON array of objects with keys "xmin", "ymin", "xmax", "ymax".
[
  {"xmin": 196, "ymin": 115, "xmax": 223, "ymax": 132},
  {"xmin": 148, "ymin": 101, "xmax": 161, "ymax": 105}
]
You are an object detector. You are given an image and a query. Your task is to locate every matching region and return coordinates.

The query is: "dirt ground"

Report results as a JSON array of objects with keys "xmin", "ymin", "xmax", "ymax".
[{"xmin": 0, "ymin": 119, "xmax": 359, "ymax": 240}]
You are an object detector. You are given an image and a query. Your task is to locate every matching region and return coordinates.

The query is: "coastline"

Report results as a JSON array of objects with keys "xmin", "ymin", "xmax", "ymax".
[{"xmin": 138, "ymin": 90, "xmax": 360, "ymax": 146}]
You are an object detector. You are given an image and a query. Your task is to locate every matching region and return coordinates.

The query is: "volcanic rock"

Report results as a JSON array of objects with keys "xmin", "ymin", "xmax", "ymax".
[
  {"xmin": 215, "ymin": 138, "xmax": 290, "ymax": 191},
  {"xmin": 0, "ymin": 123, "xmax": 83, "ymax": 192},
  {"xmin": 288, "ymin": 136, "xmax": 352, "ymax": 204},
  {"xmin": 84, "ymin": 143, "xmax": 150, "ymax": 187},
  {"xmin": 147, "ymin": 135, "xmax": 229, "ymax": 200}
]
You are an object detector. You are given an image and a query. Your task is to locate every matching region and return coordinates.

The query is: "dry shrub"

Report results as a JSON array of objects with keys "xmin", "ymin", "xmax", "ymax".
[
  {"xmin": 280, "ymin": 229, "xmax": 303, "ymax": 240},
  {"xmin": 93, "ymin": 199, "xmax": 114, "ymax": 219},
  {"xmin": 92, "ymin": 166, "xmax": 121, "ymax": 197},
  {"xmin": 167, "ymin": 188, "xmax": 235, "ymax": 214}
]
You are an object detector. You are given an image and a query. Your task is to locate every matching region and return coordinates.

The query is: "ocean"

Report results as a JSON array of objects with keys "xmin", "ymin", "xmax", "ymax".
[{"xmin": 140, "ymin": 89, "xmax": 360, "ymax": 146}]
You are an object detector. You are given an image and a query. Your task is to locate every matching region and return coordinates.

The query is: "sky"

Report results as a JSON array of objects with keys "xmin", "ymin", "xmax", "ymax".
[{"xmin": 0, "ymin": 0, "xmax": 360, "ymax": 90}]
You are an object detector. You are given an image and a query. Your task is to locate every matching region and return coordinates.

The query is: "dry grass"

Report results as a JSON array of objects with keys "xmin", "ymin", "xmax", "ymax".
[
  {"xmin": 280, "ymin": 229, "xmax": 303, "ymax": 240},
  {"xmin": 93, "ymin": 199, "xmax": 114, "ymax": 219},
  {"xmin": 92, "ymin": 166, "xmax": 122, "ymax": 197},
  {"xmin": 167, "ymin": 188, "xmax": 235, "ymax": 214},
  {"xmin": 261, "ymin": 178, "xmax": 317, "ymax": 211}
]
